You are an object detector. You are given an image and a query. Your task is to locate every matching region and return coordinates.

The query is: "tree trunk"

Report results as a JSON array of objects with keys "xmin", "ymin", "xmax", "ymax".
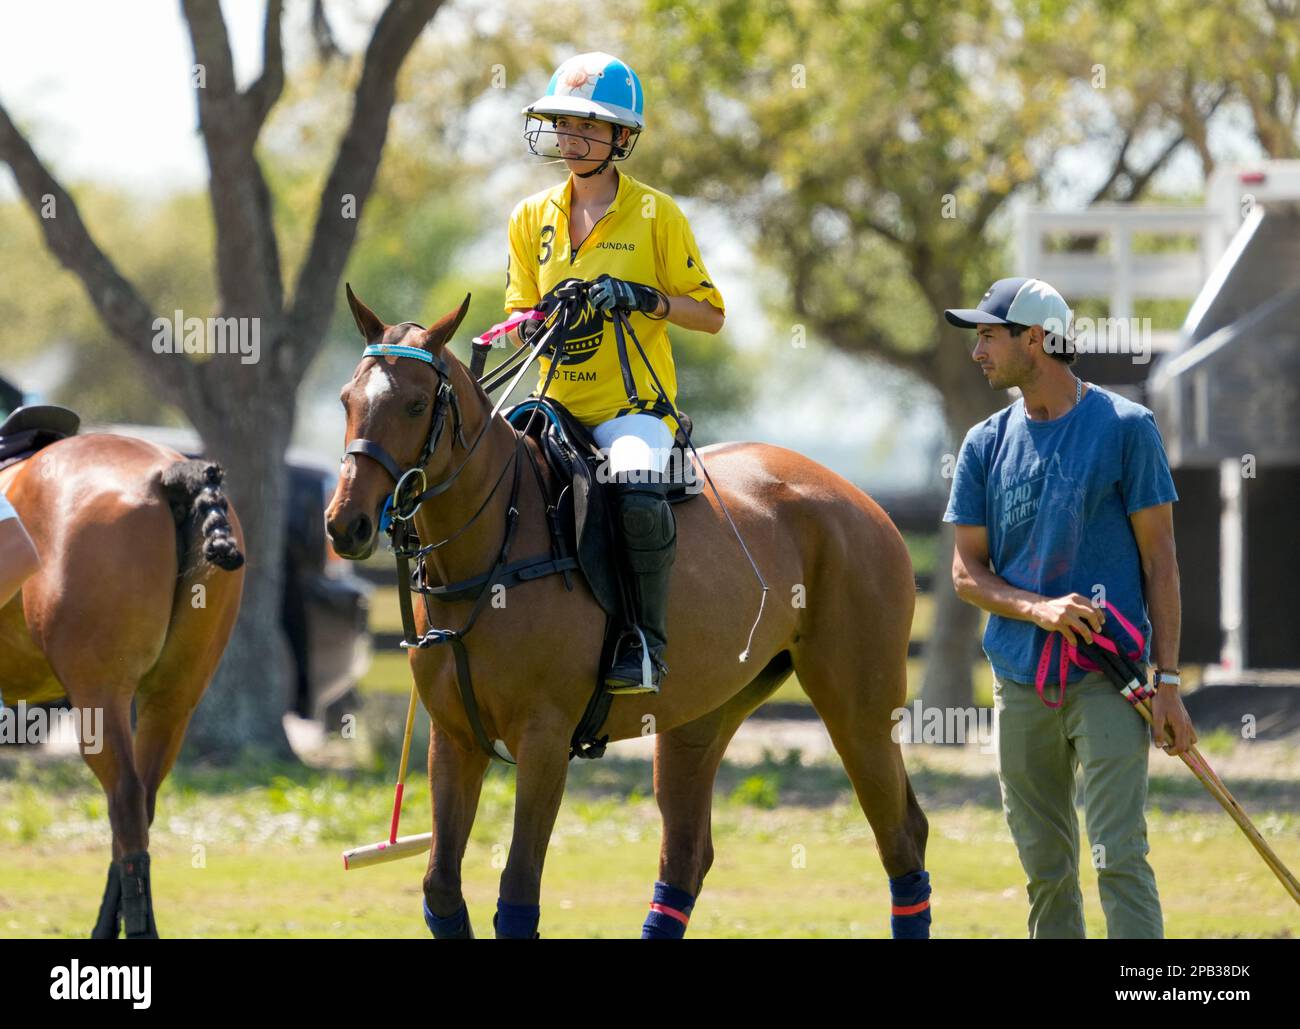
[
  {"xmin": 183, "ymin": 388, "xmax": 296, "ymax": 761},
  {"xmin": 918, "ymin": 327, "xmax": 1009, "ymax": 720},
  {"xmin": 920, "ymin": 522, "xmax": 985, "ymax": 714}
]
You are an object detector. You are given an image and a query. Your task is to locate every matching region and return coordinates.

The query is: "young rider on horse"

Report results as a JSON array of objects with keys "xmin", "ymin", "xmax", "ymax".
[{"xmin": 503, "ymin": 52, "xmax": 725, "ymax": 695}]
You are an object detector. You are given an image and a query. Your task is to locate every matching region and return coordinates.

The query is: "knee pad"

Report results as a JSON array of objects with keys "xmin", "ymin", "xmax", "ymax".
[{"xmin": 615, "ymin": 487, "xmax": 676, "ymax": 573}]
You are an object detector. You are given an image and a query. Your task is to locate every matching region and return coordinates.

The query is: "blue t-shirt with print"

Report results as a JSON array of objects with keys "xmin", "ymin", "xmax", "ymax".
[{"xmin": 943, "ymin": 385, "xmax": 1179, "ymax": 685}]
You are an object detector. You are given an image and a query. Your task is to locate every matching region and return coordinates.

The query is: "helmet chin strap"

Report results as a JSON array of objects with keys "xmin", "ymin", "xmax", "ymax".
[
  {"xmin": 573, "ymin": 126, "xmax": 626, "ymax": 178},
  {"xmin": 575, "ymin": 157, "xmax": 614, "ymax": 178}
]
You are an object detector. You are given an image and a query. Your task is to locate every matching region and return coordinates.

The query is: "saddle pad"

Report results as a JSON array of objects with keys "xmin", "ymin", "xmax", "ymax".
[{"xmin": 0, "ymin": 429, "xmax": 66, "ymax": 473}]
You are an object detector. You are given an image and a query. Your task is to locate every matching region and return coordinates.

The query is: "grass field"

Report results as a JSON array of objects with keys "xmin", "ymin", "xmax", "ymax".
[
  {"xmin": 3, "ymin": 739, "xmax": 1298, "ymax": 938},
  {"xmin": 1, "ymin": 545, "xmax": 1286, "ymax": 938}
]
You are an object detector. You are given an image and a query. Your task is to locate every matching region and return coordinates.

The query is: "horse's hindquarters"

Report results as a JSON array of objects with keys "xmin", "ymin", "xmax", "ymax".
[{"xmin": 578, "ymin": 441, "xmax": 915, "ymax": 741}]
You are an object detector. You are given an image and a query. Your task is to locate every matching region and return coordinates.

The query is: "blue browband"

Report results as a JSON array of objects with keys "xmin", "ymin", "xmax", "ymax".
[{"xmin": 363, "ymin": 343, "xmax": 433, "ymax": 364}]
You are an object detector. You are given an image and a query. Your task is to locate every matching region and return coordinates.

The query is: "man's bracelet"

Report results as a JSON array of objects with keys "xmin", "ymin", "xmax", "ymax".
[{"xmin": 1154, "ymin": 668, "xmax": 1182, "ymax": 687}]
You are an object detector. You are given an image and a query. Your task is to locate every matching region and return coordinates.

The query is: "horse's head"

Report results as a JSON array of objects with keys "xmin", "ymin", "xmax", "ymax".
[{"xmin": 325, "ymin": 284, "xmax": 473, "ymax": 560}]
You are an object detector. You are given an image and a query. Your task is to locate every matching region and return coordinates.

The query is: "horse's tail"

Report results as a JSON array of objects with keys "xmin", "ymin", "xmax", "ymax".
[{"xmin": 159, "ymin": 460, "xmax": 245, "ymax": 572}]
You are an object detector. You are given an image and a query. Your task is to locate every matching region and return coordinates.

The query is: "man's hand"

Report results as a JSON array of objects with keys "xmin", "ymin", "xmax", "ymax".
[
  {"xmin": 1149, "ymin": 682, "xmax": 1197, "ymax": 756},
  {"xmin": 588, "ymin": 274, "xmax": 664, "ymax": 316},
  {"xmin": 1031, "ymin": 593, "xmax": 1106, "ymax": 646}
]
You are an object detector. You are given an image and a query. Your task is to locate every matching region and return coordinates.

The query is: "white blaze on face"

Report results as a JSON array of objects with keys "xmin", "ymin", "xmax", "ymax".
[{"xmin": 362, "ymin": 361, "xmax": 397, "ymax": 417}]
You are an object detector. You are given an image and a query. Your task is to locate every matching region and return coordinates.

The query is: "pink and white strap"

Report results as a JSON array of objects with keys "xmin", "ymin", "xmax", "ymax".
[
  {"xmin": 1034, "ymin": 600, "xmax": 1145, "ymax": 709},
  {"xmin": 472, "ymin": 308, "xmax": 545, "ymax": 346}
]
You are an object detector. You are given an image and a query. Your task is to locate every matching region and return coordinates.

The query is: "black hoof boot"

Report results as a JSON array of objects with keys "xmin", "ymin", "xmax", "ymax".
[
  {"xmin": 90, "ymin": 861, "xmax": 123, "ymax": 940},
  {"xmin": 119, "ymin": 851, "xmax": 159, "ymax": 939}
]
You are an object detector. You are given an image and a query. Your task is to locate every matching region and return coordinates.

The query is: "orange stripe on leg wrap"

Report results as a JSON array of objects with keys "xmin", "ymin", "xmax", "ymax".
[{"xmin": 649, "ymin": 902, "xmax": 690, "ymax": 926}]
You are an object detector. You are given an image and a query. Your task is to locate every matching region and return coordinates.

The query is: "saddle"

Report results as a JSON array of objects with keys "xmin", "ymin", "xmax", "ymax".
[
  {"xmin": 502, "ymin": 397, "xmax": 700, "ymax": 621},
  {"xmin": 0, "ymin": 405, "xmax": 81, "ymax": 472}
]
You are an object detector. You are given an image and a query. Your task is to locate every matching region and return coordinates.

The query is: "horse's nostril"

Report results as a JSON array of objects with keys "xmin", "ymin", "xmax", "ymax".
[{"xmin": 352, "ymin": 513, "xmax": 372, "ymax": 546}]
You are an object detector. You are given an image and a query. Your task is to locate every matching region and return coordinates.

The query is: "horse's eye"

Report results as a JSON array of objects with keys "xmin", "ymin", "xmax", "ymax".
[{"xmin": 407, "ymin": 401, "xmax": 428, "ymax": 417}]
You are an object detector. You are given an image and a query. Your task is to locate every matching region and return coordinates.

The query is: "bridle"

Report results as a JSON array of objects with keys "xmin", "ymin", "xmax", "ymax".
[{"xmin": 343, "ymin": 340, "xmax": 475, "ymax": 529}]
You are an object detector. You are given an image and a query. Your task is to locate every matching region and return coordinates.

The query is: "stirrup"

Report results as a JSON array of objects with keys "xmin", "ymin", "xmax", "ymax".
[{"xmin": 605, "ymin": 626, "xmax": 662, "ymax": 696}]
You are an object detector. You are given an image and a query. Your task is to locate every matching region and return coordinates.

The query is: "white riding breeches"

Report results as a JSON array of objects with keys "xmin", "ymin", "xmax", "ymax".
[{"xmin": 591, "ymin": 413, "xmax": 674, "ymax": 476}]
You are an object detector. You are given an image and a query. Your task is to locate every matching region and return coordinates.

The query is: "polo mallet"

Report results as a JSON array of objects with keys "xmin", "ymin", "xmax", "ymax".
[
  {"xmin": 1078, "ymin": 634, "xmax": 1300, "ymax": 906},
  {"xmin": 342, "ymin": 684, "xmax": 434, "ymax": 870}
]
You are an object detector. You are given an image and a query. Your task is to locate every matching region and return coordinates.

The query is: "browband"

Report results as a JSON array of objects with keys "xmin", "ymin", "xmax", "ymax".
[{"xmin": 363, "ymin": 343, "xmax": 434, "ymax": 364}]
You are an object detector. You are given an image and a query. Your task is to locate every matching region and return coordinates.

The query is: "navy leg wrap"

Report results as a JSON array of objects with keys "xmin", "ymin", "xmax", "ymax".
[
  {"xmin": 889, "ymin": 870, "xmax": 932, "ymax": 939},
  {"xmin": 641, "ymin": 880, "xmax": 695, "ymax": 939},
  {"xmin": 423, "ymin": 898, "xmax": 472, "ymax": 939},
  {"xmin": 493, "ymin": 900, "xmax": 540, "ymax": 939}
]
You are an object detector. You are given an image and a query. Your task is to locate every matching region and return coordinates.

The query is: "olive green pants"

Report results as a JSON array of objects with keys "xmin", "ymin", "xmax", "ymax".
[{"xmin": 993, "ymin": 668, "xmax": 1163, "ymax": 938}]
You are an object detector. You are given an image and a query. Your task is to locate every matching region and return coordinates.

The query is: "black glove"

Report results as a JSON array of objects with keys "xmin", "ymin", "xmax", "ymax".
[{"xmin": 588, "ymin": 274, "xmax": 664, "ymax": 317}]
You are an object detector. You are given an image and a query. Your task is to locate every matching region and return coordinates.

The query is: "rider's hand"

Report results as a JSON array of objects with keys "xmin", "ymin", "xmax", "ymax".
[
  {"xmin": 1150, "ymin": 681, "xmax": 1198, "ymax": 756},
  {"xmin": 1030, "ymin": 593, "xmax": 1106, "ymax": 647},
  {"xmin": 588, "ymin": 274, "xmax": 665, "ymax": 316}
]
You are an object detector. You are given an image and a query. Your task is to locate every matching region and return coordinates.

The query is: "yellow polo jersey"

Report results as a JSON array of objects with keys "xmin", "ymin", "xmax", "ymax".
[{"xmin": 505, "ymin": 169, "xmax": 725, "ymax": 429}]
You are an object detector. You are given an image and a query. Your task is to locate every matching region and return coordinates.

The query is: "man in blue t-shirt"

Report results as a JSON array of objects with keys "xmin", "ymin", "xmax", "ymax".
[{"xmin": 942, "ymin": 276, "xmax": 1194, "ymax": 939}]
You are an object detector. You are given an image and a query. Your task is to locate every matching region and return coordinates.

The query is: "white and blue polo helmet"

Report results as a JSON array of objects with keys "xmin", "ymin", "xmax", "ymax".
[{"xmin": 523, "ymin": 52, "xmax": 645, "ymax": 132}]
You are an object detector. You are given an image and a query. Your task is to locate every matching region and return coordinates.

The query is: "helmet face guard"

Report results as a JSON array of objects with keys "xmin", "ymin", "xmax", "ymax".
[{"xmin": 522, "ymin": 115, "xmax": 641, "ymax": 164}]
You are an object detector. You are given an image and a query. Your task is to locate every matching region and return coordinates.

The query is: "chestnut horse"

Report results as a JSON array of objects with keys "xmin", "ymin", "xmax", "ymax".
[
  {"xmin": 0, "ymin": 433, "xmax": 245, "ymax": 937},
  {"xmin": 326, "ymin": 289, "xmax": 929, "ymax": 939}
]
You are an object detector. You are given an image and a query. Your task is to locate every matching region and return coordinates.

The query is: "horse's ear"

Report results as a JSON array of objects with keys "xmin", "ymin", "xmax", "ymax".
[
  {"xmin": 422, "ymin": 294, "xmax": 472, "ymax": 353},
  {"xmin": 346, "ymin": 283, "xmax": 386, "ymax": 343}
]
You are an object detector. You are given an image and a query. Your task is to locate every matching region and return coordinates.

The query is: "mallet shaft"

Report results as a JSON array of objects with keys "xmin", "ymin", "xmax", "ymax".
[
  {"xmin": 1132, "ymin": 694, "xmax": 1300, "ymax": 905},
  {"xmin": 1083, "ymin": 639, "xmax": 1300, "ymax": 906}
]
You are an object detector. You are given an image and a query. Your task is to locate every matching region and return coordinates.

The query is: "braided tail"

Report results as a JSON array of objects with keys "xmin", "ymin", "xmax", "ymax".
[{"xmin": 159, "ymin": 460, "xmax": 245, "ymax": 572}]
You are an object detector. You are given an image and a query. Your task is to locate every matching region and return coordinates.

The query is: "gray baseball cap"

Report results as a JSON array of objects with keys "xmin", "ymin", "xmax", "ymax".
[{"xmin": 945, "ymin": 277, "xmax": 1073, "ymax": 337}]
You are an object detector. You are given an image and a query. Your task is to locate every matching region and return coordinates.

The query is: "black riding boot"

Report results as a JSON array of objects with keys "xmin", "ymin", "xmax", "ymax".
[{"xmin": 605, "ymin": 474, "xmax": 676, "ymax": 695}]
